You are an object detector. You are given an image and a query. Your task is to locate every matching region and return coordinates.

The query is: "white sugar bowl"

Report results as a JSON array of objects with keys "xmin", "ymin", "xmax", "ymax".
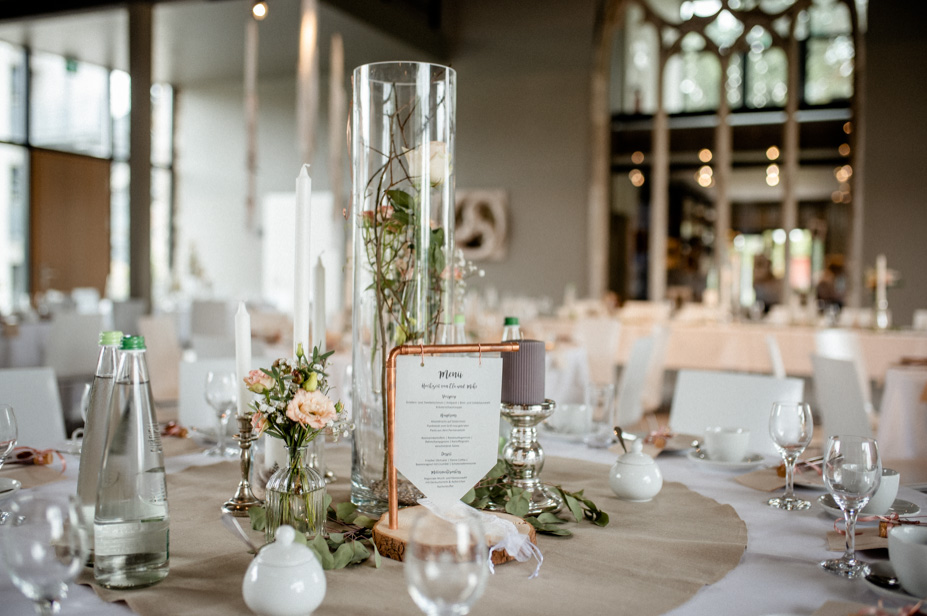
[
  {"xmin": 609, "ymin": 439, "xmax": 663, "ymax": 502},
  {"xmin": 242, "ymin": 525, "xmax": 326, "ymax": 616}
]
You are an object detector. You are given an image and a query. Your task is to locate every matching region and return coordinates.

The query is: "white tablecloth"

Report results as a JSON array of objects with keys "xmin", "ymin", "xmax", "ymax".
[
  {"xmin": 2, "ymin": 437, "xmax": 924, "ymax": 616},
  {"xmin": 877, "ymin": 366, "xmax": 927, "ymax": 459}
]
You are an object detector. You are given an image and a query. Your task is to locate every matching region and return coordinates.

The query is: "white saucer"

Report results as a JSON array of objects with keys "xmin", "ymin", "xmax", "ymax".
[
  {"xmin": 0, "ymin": 477, "xmax": 22, "ymax": 501},
  {"xmin": 686, "ymin": 449, "xmax": 765, "ymax": 471},
  {"xmin": 864, "ymin": 561, "xmax": 923, "ymax": 604},
  {"xmin": 817, "ymin": 493, "xmax": 922, "ymax": 518}
]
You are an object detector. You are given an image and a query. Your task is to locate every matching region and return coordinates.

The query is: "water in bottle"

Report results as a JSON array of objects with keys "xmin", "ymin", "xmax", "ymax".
[
  {"xmin": 94, "ymin": 335, "xmax": 169, "ymax": 589},
  {"xmin": 75, "ymin": 330, "xmax": 123, "ymax": 564}
]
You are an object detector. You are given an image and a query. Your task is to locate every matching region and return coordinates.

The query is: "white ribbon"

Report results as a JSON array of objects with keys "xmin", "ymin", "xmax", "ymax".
[{"xmin": 418, "ymin": 498, "xmax": 543, "ymax": 579}]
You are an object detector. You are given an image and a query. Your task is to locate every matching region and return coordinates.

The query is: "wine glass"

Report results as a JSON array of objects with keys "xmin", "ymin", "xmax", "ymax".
[
  {"xmin": 0, "ymin": 494, "xmax": 89, "ymax": 616},
  {"xmin": 820, "ymin": 435, "xmax": 881, "ymax": 579},
  {"xmin": 0, "ymin": 404, "xmax": 17, "ymax": 470},
  {"xmin": 582, "ymin": 383, "xmax": 616, "ymax": 448},
  {"xmin": 404, "ymin": 510, "xmax": 489, "ymax": 616},
  {"xmin": 204, "ymin": 371, "xmax": 238, "ymax": 457},
  {"xmin": 767, "ymin": 401, "xmax": 814, "ymax": 510}
]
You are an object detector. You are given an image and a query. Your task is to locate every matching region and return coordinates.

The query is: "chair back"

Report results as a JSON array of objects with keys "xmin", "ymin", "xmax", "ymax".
[
  {"xmin": 912, "ymin": 309, "xmax": 927, "ymax": 331},
  {"xmin": 814, "ymin": 328, "xmax": 872, "ymax": 411},
  {"xmin": 615, "ymin": 335, "xmax": 654, "ymax": 427},
  {"xmin": 765, "ymin": 334, "xmax": 786, "ymax": 379},
  {"xmin": 641, "ymin": 324, "xmax": 670, "ymax": 412},
  {"xmin": 669, "ymin": 370, "xmax": 804, "ymax": 456},
  {"xmin": 45, "ymin": 312, "xmax": 106, "ymax": 379},
  {"xmin": 178, "ymin": 356, "xmax": 275, "ymax": 432},
  {"xmin": 191, "ymin": 300, "xmax": 233, "ymax": 338},
  {"xmin": 138, "ymin": 315, "xmax": 183, "ymax": 404},
  {"xmin": 811, "ymin": 354, "xmax": 873, "ymax": 440},
  {"xmin": 111, "ymin": 299, "xmax": 147, "ymax": 336},
  {"xmin": 573, "ymin": 317, "xmax": 621, "ymax": 386},
  {"xmin": 0, "ymin": 367, "xmax": 66, "ymax": 449}
]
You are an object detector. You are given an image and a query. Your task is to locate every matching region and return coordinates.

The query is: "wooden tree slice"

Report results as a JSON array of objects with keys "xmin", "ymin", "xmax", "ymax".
[{"xmin": 372, "ymin": 505, "xmax": 537, "ymax": 564}]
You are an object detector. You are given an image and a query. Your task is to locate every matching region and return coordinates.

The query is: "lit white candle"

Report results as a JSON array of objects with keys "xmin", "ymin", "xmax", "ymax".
[
  {"xmin": 876, "ymin": 254, "xmax": 888, "ymax": 306},
  {"xmin": 312, "ymin": 256, "xmax": 326, "ymax": 353},
  {"xmin": 294, "ymin": 165, "xmax": 312, "ymax": 357},
  {"xmin": 235, "ymin": 302, "xmax": 252, "ymax": 417}
]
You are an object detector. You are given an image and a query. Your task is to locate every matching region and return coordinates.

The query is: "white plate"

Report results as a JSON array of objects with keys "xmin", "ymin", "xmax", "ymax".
[
  {"xmin": 686, "ymin": 449, "xmax": 765, "ymax": 471},
  {"xmin": 817, "ymin": 494, "xmax": 922, "ymax": 518},
  {"xmin": 864, "ymin": 561, "xmax": 923, "ymax": 604},
  {"xmin": 0, "ymin": 477, "xmax": 22, "ymax": 501}
]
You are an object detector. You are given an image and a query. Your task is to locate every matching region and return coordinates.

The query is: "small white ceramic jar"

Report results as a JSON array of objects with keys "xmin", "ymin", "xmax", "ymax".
[
  {"xmin": 242, "ymin": 525, "xmax": 326, "ymax": 616},
  {"xmin": 609, "ymin": 439, "xmax": 663, "ymax": 502}
]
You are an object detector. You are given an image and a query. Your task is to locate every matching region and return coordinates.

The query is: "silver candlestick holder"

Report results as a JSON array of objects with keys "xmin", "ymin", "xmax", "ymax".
[
  {"xmin": 500, "ymin": 399, "xmax": 562, "ymax": 515},
  {"xmin": 222, "ymin": 415, "xmax": 263, "ymax": 516}
]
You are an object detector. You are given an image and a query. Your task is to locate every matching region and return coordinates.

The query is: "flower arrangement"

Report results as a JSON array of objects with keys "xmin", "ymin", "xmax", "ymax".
[{"xmin": 244, "ymin": 344, "xmax": 351, "ymax": 452}]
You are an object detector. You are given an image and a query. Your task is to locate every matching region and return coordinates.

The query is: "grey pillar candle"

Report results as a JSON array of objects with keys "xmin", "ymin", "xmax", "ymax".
[{"xmin": 501, "ymin": 339, "xmax": 545, "ymax": 405}]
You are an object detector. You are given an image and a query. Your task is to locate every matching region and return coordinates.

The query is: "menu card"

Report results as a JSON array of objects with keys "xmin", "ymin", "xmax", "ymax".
[{"xmin": 394, "ymin": 355, "xmax": 503, "ymax": 506}]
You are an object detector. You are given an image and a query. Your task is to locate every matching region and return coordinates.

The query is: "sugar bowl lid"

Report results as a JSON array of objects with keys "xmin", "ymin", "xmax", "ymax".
[
  {"xmin": 255, "ymin": 525, "xmax": 316, "ymax": 568},
  {"xmin": 616, "ymin": 439, "xmax": 655, "ymax": 466}
]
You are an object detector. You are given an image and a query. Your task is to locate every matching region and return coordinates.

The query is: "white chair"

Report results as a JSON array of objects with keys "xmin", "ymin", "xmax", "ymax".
[
  {"xmin": 814, "ymin": 328, "xmax": 873, "ymax": 414},
  {"xmin": 0, "ymin": 367, "xmax": 66, "ymax": 449},
  {"xmin": 44, "ymin": 312, "xmax": 107, "ymax": 379},
  {"xmin": 614, "ymin": 335, "xmax": 654, "ymax": 427},
  {"xmin": 765, "ymin": 334, "xmax": 786, "ymax": 379},
  {"xmin": 641, "ymin": 324, "xmax": 670, "ymax": 412},
  {"xmin": 138, "ymin": 314, "xmax": 184, "ymax": 404},
  {"xmin": 572, "ymin": 317, "xmax": 621, "ymax": 386},
  {"xmin": 111, "ymin": 298, "xmax": 147, "ymax": 336},
  {"xmin": 668, "ymin": 370, "xmax": 805, "ymax": 456},
  {"xmin": 912, "ymin": 309, "xmax": 927, "ymax": 331},
  {"xmin": 178, "ymin": 356, "xmax": 275, "ymax": 432},
  {"xmin": 811, "ymin": 355, "xmax": 874, "ymax": 440},
  {"xmin": 190, "ymin": 300, "xmax": 233, "ymax": 338}
]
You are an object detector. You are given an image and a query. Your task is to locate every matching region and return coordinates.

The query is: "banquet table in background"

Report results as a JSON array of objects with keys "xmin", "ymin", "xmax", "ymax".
[
  {"xmin": 531, "ymin": 317, "xmax": 927, "ymax": 382},
  {"xmin": 2, "ymin": 435, "xmax": 925, "ymax": 616}
]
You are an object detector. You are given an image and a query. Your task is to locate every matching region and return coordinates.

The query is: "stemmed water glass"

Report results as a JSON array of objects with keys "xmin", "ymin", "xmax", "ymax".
[
  {"xmin": 204, "ymin": 371, "xmax": 238, "ymax": 457},
  {"xmin": 0, "ymin": 494, "xmax": 89, "ymax": 615},
  {"xmin": 767, "ymin": 401, "xmax": 814, "ymax": 510},
  {"xmin": 583, "ymin": 383, "xmax": 617, "ymax": 448},
  {"xmin": 820, "ymin": 434, "xmax": 881, "ymax": 579},
  {"xmin": 0, "ymin": 404, "xmax": 17, "ymax": 470},
  {"xmin": 404, "ymin": 510, "xmax": 489, "ymax": 616}
]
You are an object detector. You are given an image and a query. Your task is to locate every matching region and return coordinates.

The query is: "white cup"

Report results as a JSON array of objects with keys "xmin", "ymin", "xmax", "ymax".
[
  {"xmin": 703, "ymin": 427, "xmax": 750, "ymax": 462},
  {"xmin": 888, "ymin": 525, "xmax": 927, "ymax": 597},
  {"xmin": 861, "ymin": 468, "xmax": 899, "ymax": 515}
]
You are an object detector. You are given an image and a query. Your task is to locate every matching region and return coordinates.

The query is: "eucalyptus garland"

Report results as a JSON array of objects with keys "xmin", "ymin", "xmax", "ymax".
[
  {"xmin": 462, "ymin": 460, "xmax": 609, "ymax": 537},
  {"xmin": 248, "ymin": 460, "xmax": 609, "ymax": 569}
]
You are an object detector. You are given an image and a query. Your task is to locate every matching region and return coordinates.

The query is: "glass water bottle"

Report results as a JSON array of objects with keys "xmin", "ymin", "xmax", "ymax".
[
  {"xmin": 94, "ymin": 335, "xmax": 169, "ymax": 589},
  {"xmin": 75, "ymin": 330, "xmax": 123, "ymax": 563}
]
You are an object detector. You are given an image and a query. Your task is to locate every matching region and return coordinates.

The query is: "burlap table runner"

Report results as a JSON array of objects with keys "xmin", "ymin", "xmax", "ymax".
[
  {"xmin": 80, "ymin": 450, "xmax": 747, "ymax": 615},
  {"xmin": 0, "ymin": 461, "xmax": 68, "ymax": 489}
]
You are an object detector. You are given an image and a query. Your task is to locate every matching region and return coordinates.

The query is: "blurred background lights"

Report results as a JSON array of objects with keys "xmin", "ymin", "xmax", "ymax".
[
  {"xmin": 698, "ymin": 148, "xmax": 712, "ymax": 162},
  {"xmin": 766, "ymin": 145, "xmax": 780, "ymax": 160}
]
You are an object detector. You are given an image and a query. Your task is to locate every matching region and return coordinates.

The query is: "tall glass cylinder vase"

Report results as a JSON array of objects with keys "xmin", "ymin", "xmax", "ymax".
[{"xmin": 351, "ymin": 62, "xmax": 456, "ymax": 515}]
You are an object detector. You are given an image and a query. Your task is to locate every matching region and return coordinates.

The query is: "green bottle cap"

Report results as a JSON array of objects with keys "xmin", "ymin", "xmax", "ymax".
[
  {"xmin": 454, "ymin": 314, "xmax": 465, "ymax": 325},
  {"xmin": 504, "ymin": 316, "xmax": 519, "ymax": 326},
  {"xmin": 121, "ymin": 335, "xmax": 146, "ymax": 350},
  {"xmin": 99, "ymin": 331, "xmax": 124, "ymax": 346}
]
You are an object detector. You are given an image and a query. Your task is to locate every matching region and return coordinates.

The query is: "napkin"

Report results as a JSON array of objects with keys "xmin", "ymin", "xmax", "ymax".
[{"xmin": 826, "ymin": 527, "xmax": 886, "ymax": 551}]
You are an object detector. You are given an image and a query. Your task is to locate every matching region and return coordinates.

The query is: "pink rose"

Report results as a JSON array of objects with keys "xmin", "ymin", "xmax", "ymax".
[
  {"xmin": 244, "ymin": 369, "xmax": 274, "ymax": 394},
  {"xmin": 286, "ymin": 389, "xmax": 337, "ymax": 430},
  {"xmin": 251, "ymin": 412, "xmax": 269, "ymax": 436}
]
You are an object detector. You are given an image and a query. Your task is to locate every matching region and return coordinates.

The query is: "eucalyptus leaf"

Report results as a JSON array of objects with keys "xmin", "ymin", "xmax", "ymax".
[
  {"xmin": 335, "ymin": 502, "xmax": 358, "ymax": 523},
  {"xmin": 248, "ymin": 506, "xmax": 267, "ymax": 532},
  {"xmin": 535, "ymin": 512, "xmax": 564, "ymax": 525},
  {"xmin": 387, "ymin": 189, "xmax": 414, "ymax": 209},
  {"xmin": 332, "ymin": 543, "xmax": 355, "ymax": 569},
  {"xmin": 351, "ymin": 541, "xmax": 371, "ymax": 564},
  {"xmin": 353, "ymin": 515, "xmax": 377, "ymax": 530},
  {"xmin": 328, "ymin": 533, "xmax": 345, "ymax": 544},
  {"xmin": 309, "ymin": 534, "xmax": 335, "ymax": 570},
  {"xmin": 372, "ymin": 540, "xmax": 382, "ymax": 568}
]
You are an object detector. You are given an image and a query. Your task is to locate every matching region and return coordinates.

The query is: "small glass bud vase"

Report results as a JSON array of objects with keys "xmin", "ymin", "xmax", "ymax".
[{"xmin": 264, "ymin": 444, "xmax": 327, "ymax": 543}]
